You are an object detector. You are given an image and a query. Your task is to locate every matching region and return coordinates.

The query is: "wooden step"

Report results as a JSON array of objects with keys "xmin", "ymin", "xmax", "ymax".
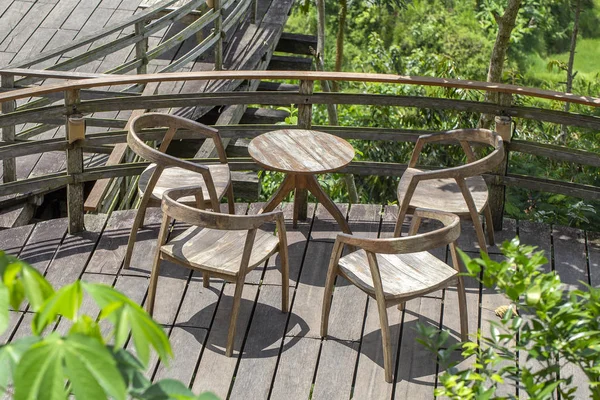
[
  {"xmin": 257, "ymin": 81, "xmax": 299, "ymax": 91},
  {"xmin": 0, "ymin": 202, "xmax": 35, "ymax": 229},
  {"xmin": 268, "ymin": 55, "xmax": 313, "ymax": 71},
  {"xmin": 240, "ymin": 107, "xmax": 289, "ymax": 124},
  {"xmin": 276, "ymin": 32, "xmax": 318, "ymax": 55}
]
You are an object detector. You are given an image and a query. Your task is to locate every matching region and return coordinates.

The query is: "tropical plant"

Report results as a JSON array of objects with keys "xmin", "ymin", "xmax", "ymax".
[
  {"xmin": 0, "ymin": 251, "xmax": 219, "ymax": 400},
  {"xmin": 418, "ymin": 238, "xmax": 600, "ymax": 399}
]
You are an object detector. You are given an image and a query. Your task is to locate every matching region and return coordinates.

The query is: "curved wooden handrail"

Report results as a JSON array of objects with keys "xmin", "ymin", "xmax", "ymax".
[
  {"xmin": 1, "ymin": 70, "xmax": 600, "ymax": 108},
  {"xmin": 0, "ymin": 69, "xmax": 599, "ymax": 234}
]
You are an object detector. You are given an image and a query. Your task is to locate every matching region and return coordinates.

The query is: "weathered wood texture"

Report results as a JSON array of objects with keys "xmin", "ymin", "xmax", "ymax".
[
  {"xmin": 249, "ymin": 128, "xmax": 354, "ymax": 233},
  {"xmin": 0, "ymin": 203, "xmax": 595, "ymax": 398}
]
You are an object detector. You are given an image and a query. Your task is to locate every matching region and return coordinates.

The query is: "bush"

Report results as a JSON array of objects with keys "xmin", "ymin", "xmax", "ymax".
[
  {"xmin": 418, "ymin": 238, "xmax": 600, "ymax": 399},
  {"xmin": 0, "ymin": 251, "xmax": 219, "ymax": 400}
]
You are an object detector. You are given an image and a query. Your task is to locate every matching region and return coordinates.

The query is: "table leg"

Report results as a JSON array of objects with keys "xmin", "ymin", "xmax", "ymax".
[
  {"xmin": 260, "ymin": 174, "xmax": 296, "ymax": 213},
  {"xmin": 293, "ymin": 188, "xmax": 308, "ymax": 228},
  {"xmin": 303, "ymin": 174, "xmax": 352, "ymax": 234}
]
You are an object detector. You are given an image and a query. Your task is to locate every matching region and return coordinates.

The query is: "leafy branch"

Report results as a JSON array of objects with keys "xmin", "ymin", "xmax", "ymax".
[
  {"xmin": 418, "ymin": 238, "xmax": 600, "ymax": 399},
  {"xmin": 0, "ymin": 251, "xmax": 218, "ymax": 400}
]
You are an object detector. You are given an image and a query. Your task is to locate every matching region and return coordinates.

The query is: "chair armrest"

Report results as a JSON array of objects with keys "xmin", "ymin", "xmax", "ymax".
[
  {"xmin": 409, "ymin": 129, "xmax": 503, "ymax": 168},
  {"xmin": 162, "ymin": 186, "xmax": 283, "ymax": 230},
  {"xmin": 336, "ymin": 209, "xmax": 460, "ymax": 255}
]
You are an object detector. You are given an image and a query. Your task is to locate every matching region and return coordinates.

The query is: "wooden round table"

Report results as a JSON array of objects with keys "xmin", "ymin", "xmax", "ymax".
[{"xmin": 248, "ymin": 129, "xmax": 355, "ymax": 233}]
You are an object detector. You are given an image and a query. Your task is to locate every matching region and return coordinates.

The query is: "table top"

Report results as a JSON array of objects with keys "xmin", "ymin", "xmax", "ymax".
[{"xmin": 248, "ymin": 129, "xmax": 355, "ymax": 174}]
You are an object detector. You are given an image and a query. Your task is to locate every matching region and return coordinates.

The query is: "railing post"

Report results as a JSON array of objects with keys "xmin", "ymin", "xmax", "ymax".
[
  {"xmin": 135, "ymin": 21, "xmax": 148, "ymax": 75},
  {"xmin": 294, "ymin": 79, "xmax": 314, "ymax": 223},
  {"xmin": 65, "ymin": 89, "xmax": 85, "ymax": 234},
  {"xmin": 1, "ymin": 74, "xmax": 16, "ymax": 183},
  {"xmin": 489, "ymin": 114, "xmax": 512, "ymax": 231},
  {"xmin": 214, "ymin": 0, "xmax": 223, "ymax": 70},
  {"xmin": 251, "ymin": 0, "xmax": 258, "ymax": 24}
]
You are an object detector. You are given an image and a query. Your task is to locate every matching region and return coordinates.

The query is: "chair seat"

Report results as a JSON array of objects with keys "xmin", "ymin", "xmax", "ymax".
[
  {"xmin": 139, "ymin": 163, "xmax": 230, "ymax": 204},
  {"xmin": 161, "ymin": 227, "xmax": 280, "ymax": 276},
  {"xmin": 338, "ymin": 249, "xmax": 458, "ymax": 300},
  {"xmin": 397, "ymin": 168, "xmax": 489, "ymax": 215}
]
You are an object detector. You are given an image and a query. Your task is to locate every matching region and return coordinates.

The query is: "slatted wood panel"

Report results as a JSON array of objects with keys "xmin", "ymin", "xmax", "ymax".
[{"xmin": 0, "ymin": 202, "xmax": 596, "ymax": 399}]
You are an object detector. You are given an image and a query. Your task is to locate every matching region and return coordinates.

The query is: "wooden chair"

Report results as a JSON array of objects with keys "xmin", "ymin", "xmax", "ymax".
[
  {"xmin": 124, "ymin": 112, "xmax": 234, "ymax": 269},
  {"xmin": 149, "ymin": 186, "xmax": 289, "ymax": 357},
  {"xmin": 321, "ymin": 209, "xmax": 467, "ymax": 383},
  {"xmin": 394, "ymin": 128, "xmax": 504, "ymax": 254}
]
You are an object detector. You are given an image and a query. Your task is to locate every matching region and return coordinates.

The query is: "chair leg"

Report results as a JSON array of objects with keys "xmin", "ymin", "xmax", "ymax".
[
  {"xmin": 202, "ymin": 272, "xmax": 210, "ymax": 288},
  {"xmin": 483, "ymin": 204, "xmax": 495, "ymax": 246},
  {"xmin": 472, "ymin": 214, "xmax": 488, "ymax": 255},
  {"xmin": 280, "ymin": 246, "xmax": 290, "ymax": 314},
  {"xmin": 408, "ymin": 216, "xmax": 422, "ymax": 236},
  {"xmin": 456, "ymin": 275, "xmax": 469, "ymax": 342},
  {"xmin": 397, "ymin": 302, "xmax": 405, "ymax": 311},
  {"xmin": 226, "ymin": 279, "xmax": 245, "ymax": 357},
  {"xmin": 124, "ymin": 205, "xmax": 149, "ymax": 269},
  {"xmin": 321, "ymin": 241, "xmax": 343, "ymax": 338},
  {"xmin": 377, "ymin": 301, "xmax": 394, "ymax": 383},
  {"xmin": 227, "ymin": 185, "xmax": 235, "ymax": 215},
  {"xmin": 321, "ymin": 267, "xmax": 336, "ymax": 338},
  {"xmin": 455, "ymin": 178, "xmax": 488, "ymax": 255},
  {"xmin": 146, "ymin": 257, "xmax": 162, "ymax": 317}
]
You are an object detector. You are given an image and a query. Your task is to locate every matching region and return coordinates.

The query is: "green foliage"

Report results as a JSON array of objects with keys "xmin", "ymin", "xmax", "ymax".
[
  {"xmin": 0, "ymin": 252, "xmax": 218, "ymax": 400},
  {"xmin": 283, "ymin": 0, "xmax": 600, "ymax": 229},
  {"xmin": 418, "ymin": 239, "xmax": 600, "ymax": 399}
]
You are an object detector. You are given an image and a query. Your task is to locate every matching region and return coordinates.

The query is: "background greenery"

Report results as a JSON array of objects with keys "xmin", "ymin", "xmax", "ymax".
[{"xmin": 267, "ymin": 0, "xmax": 600, "ymax": 229}]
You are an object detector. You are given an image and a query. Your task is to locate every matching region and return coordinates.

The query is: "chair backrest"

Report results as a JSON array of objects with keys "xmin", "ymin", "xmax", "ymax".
[
  {"xmin": 338, "ymin": 209, "xmax": 460, "ymax": 255},
  {"xmin": 161, "ymin": 187, "xmax": 283, "ymax": 231},
  {"xmin": 128, "ymin": 112, "xmax": 228, "ymax": 165},
  {"xmin": 408, "ymin": 128, "xmax": 504, "ymax": 178}
]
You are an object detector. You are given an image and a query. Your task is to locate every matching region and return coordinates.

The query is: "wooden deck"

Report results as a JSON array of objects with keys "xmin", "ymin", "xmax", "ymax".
[{"xmin": 0, "ymin": 201, "xmax": 597, "ymax": 399}]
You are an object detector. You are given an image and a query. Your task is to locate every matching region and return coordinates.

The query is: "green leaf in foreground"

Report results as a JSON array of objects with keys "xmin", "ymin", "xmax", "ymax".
[
  {"xmin": 14, "ymin": 333, "xmax": 67, "ymax": 400},
  {"xmin": 82, "ymin": 282, "xmax": 172, "ymax": 365},
  {"xmin": 20, "ymin": 264, "xmax": 54, "ymax": 311},
  {"xmin": 63, "ymin": 334, "xmax": 126, "ymax": 400},
  {"xmin": 14, "ymin": 333, "xmax": 127, "ymax": 400},
  {"xmin": 32, "ymin": 282, "xmax": 83, "ymax": 335},
  {"xmin": 0, "ymin": 283, "xmax": 9, "ymax": 335},
  {"xmin": 140, "ymin": 379, "xmax": 208, "ymax": 400},
  {"xmin": 0, "ymin": 337, "xmax": 39, "ymax": 394}
]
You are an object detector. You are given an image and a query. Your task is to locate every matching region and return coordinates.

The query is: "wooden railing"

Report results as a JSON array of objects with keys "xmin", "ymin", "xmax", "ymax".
[
  {"xmin": 0, "ymin": 70, "xmax": 599, "ymax": 233},
  {"xmin": 0, "ymin": 0, "xmax": 255, "ymax": 185}
]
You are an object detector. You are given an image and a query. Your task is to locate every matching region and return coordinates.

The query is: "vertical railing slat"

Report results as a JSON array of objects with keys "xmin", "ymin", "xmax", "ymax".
[
  {"xmin": 1, "ymin": 74, "xmax": 16, "ymax": 183},
  {"xmin": 135, "ymin": 21, "xmax": 149, "ymax": 75},
  {"xmin": 214, "ymin": 0, "xmax": 223, "ymax": 70},
  {"xmin": 65, "ymin": 89, "xmax": 85, "ymax": 233},
  {"xmin": 490, "ymin": 114, "xmax": 512, "ymax": 231}
]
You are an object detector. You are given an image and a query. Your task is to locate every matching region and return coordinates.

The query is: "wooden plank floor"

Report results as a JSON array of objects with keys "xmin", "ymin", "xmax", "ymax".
[{"xmin": 0, "ymin": 202, "xmax": 596, "ymax": 399}]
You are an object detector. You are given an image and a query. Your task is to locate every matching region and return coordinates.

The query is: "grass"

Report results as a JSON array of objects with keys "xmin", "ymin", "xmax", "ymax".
[{"xmin": 524, "ymin": 38, "xmax": 600, "ymax": 87}]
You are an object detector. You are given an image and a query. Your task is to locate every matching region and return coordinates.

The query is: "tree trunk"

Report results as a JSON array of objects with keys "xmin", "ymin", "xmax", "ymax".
[
  {"xmin": 333, "ymin": 0, "xmax": 347, "ymax": 92},
  {"xmin": 560, "ymin": 0, "xmax": 581, "ymax": 144},
  {"xmin": 479, "ymin": 0, "xmax": 522, "ymax": 129},
  {"xmin": 316, "ymin": 0, "xmax": 325, "ymax": 58}
]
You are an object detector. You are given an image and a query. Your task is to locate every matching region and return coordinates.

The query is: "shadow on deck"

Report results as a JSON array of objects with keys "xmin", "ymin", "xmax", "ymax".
[{"xmin": 0, "ymin": 202, "xmax": 597, "ymax": 399}]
